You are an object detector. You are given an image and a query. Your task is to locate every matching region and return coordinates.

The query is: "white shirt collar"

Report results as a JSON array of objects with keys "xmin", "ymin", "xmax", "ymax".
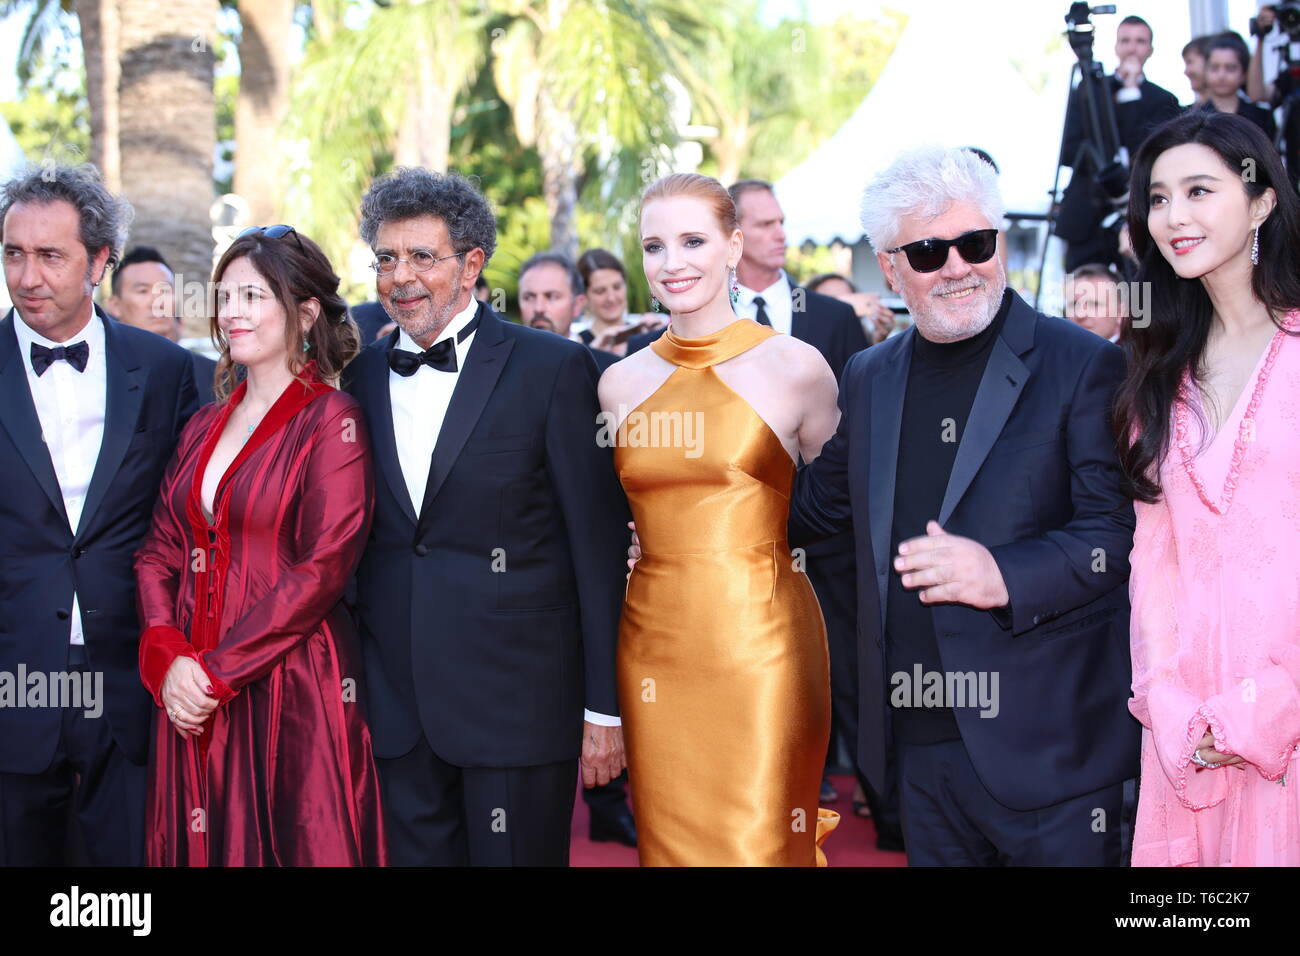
[
  {"xmin": 395, "ymin": 296, "xmax": 480, "ymax": 356},
  {"xmin": 739, "ymin": 270, "xmax": 790, "ymax": 304},
  {"xmin": 13, "ymin": 302, "xmax": 105, "ymax": 374}
]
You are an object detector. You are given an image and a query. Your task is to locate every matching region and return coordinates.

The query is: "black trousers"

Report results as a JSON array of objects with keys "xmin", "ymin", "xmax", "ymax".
[
  {"xmin": 0, "ymin": 668, "xmax": 146, "ymax": 867},
  {"xmin": 897, "ymin": 737, "xmax": 1124, "ymax": 866},
  {"xmin": 377, "ymin": 734, "xmax": 578, "ymax": 866}
]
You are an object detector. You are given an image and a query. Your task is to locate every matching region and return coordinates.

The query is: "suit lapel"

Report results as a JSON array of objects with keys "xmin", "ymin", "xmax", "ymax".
[
  {"xmin": 368, "ymin": 330, "xmax": 418, "ymax": 525},
  {"xmin": 937, "ymin": 304, "xmax": 1034, "ymax": 526},
  {"xmin": 78, "ymin": 310, "xmax": 146, "ymax": 540},
  {"xmin": 416, "ymin": 304, "xmax": 513, "ymax": 530},
  {"xmin": 868, "ymin": 331, "xmax": 912, "ymax": 630},
  {"xmin": 0, "ymin": 311, "xmax": 70, "ymax": 527}
]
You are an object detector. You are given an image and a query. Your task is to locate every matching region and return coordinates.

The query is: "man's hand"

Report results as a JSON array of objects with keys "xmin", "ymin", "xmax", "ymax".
[
  {"xmin": 1117, "ymin": 55, "xmax": 1142, "ymax": 88},
  {"xmin": 626, "ymin": 520, "xmax": 641, "ymax": 575},
  {"xmin": 895, "ymin": 520, "xmax": 1009, "ymax": 610},
  {"xmin": 581, "ymin": 722, "xmax": 626, "ymax": 788}
]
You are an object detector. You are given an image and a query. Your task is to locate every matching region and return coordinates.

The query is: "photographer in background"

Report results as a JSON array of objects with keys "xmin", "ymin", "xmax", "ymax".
[
  {"xmin": 1058, "ymin": 15, "xmax": 1181, "ymax": 270},
  {"xmin": 1247, "ymin": 3, "xmax": 1300, "ymax": 179}
]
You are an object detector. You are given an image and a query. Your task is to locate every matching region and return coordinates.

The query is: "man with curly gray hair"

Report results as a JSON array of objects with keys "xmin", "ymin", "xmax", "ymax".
[
  {"xmin": 0, "ymin": 163, "xmax": 198, "ymax": 865},
  {"xmin": 346, "ymin": 167, "xmax": 631, "ymax": 866},
  {"xmin": 791, "ymin": 144, "xmax": 1137, "ymax": 866}
]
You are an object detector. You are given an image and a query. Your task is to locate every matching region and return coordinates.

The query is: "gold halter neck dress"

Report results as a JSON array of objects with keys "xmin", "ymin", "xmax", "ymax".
[{"xmin": 615, "ymin": 318, "xmax": 838, "ymax": 866}]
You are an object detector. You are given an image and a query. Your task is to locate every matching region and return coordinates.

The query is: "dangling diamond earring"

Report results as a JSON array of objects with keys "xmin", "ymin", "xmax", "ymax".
[
  {"xmin": 651, "ymin": 296, "xmax": 661, "ymax": 312},
  {"xmin": 728, "ymin": 268, "xmax": 740, "ymax": 307},
  {"xmin": 1251, "ymin": 225, "xmax": 1260, "ymax": 266}
]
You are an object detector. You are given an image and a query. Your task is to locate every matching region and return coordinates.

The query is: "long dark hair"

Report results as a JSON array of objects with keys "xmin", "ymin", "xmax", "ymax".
[
  {"xmin": 1115, "ymin": 111, "xmax": 1300, "ymax": 502},
  {"xmin": 210, "ymin": 229, "xmax": 359, "ymax": 402}
]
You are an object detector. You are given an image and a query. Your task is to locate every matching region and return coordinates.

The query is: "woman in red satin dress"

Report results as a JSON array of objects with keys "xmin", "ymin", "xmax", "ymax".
[{"xmin": 134, "ymin": 226, "xmax": 385, "ymax": 865}]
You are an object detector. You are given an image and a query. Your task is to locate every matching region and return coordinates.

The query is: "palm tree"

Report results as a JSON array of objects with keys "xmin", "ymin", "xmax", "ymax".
[
  {"xmin": 2, "ymin": 0, "xmax": 120, "ymax": 188},
  {"xmin": 490, "ymin": 0, "xmax": 708, "ymax": 259},
  {"xmin": 232, "ymin": 0, "xmax": 296, "ymax": 224},
  {"xmin": 285, "ymin": 0, "xmax": 487, "ymax": 268},
  {"xmin": 118, "ymin": 0, "xmax": 219, "ymax": 334},
  {"xmin": 73, "ymin": 0, "xmax": 121, "ymax": 190}
]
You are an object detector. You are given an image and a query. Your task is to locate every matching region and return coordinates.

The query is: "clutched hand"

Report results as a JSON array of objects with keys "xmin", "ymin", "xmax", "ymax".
[
  {"xmin": 626, "ymin": 521, "xmax": 641, "ymax": 576},
  {"xmin": 160, "ymin": 655, "xmax": 219, "ymax": 740}
]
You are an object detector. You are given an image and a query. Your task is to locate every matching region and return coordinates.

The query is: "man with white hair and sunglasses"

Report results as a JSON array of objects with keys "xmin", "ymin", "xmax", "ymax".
[{"xmin": 790, "ymin": 145, "xmax": 1138, "ymax": 865}]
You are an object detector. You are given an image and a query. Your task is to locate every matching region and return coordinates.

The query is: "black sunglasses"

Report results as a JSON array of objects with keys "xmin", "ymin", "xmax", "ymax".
[
  {"xmin": 238, "ymin": 224, "xmax": 305, "ymax": 252},
  {"xmin": 885, "ymin": 228, "xmax": 998, "ymax": 274}
]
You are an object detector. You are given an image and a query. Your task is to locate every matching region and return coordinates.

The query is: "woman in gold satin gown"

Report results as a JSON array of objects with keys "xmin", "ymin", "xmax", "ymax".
[{"xmin": 598, "ymin": 173, "xmax": 841, "ymax": 865}]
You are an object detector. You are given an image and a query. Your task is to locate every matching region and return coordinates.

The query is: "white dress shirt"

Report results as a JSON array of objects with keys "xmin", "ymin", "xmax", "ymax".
[
  {"xmin": 13, "ymin": 307, "xmax": 107, "ymax": 647},
  {"xmin": 387, "ymin": 299, "xmax": 620, "ymax": 727},
  {"xmin": 736, "ymin": 271, "xmax": 794, "ymax": 335},
  {"xmin": 389, "ymin": 297, "xmax": 480, "ymax": 514}
]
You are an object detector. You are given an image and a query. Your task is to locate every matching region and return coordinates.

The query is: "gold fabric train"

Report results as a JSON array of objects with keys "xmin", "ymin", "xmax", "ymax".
[{"xmin": 615, "ymin": 318, "xmax": 839, "ymax": 866}]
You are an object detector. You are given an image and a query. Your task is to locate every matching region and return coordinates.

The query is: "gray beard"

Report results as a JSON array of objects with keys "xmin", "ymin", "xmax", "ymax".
[{"xmin": 906, "ymin": 270, "xmax": 1007, "ymax": 344}]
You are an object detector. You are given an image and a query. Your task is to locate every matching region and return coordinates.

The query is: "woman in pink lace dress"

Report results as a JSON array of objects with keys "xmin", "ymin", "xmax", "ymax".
[{"xmin": 1116, "ymin": 112, "xmax": 1300, "ymax": 866}]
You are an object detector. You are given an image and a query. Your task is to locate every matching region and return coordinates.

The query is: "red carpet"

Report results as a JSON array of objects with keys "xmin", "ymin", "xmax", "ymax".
[{"xmin": 571, "ymin": 773, "xmax": 908, "ymax": 866}]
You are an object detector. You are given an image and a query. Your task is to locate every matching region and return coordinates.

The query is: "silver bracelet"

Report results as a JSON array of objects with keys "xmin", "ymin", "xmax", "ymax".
[{"xmin": 1189, "ymin": 748, "xmax": 1217, "ymax": 769}]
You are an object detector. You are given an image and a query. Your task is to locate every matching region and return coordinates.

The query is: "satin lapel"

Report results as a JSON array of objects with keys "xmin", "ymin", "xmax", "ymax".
[
  {"xmin": 417, "ymin": 304, "xmax": 513, "ymax": 529},
  {"xmin": 370, "ymin": 331, "xmax": 417, "ymax": 525},
  {"xmin": 868, "ymin": 332, "xmax": 912, "ymax": 630},
  {"xmin": 0, "ymin": 311, "xmax": 69, "ymax": 526},
  {"xmin": 78, "ymin": 312, "xmax": 145, "ymax": 540},
  {"xmin": 937, "ymin": 336, "xmax": 1029, "ymax": 526}
]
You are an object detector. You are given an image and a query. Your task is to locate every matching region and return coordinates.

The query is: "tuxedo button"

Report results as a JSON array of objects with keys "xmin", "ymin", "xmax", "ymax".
[
  {"xmin": 1032, "ymin": 615, "xmax": 1042, "ymax": 626},
  {"xmin": 56, "ymin": 608, "xmax": 70, "ymax": 620},
  {"xmin": 414, "ymin": 543, "xmax": 429, "ymax": 557},
  {"xmin": 72, "ymin": 546, "xmax": 86, "ymax": 559}
]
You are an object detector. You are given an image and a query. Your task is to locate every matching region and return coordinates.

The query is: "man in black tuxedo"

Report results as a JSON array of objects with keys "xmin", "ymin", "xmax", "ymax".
[
  {"xmin": 1057, "ymin": 15, "xmax": 1181, "ymax": 270},
  {"xmin": 516, "ymin": 250, "xmax": 634, "ymax": 846},
  {"xmin": 106, "ymin": 245, "xmax": 217, "ymax": 405},
  {"xmin": 791, "ymin": 146, "xmax": 1138, "ymax": 865},
  {"xmin": 0, "ymin": 165, "xmax": 198, "ymax": 866},
  {"xmin": 345, "ymin": 168, "xmax": 630, "ymax": 866}
]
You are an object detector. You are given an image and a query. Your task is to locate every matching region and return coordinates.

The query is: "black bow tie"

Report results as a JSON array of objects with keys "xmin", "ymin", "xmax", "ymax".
[
  {"xmin": 389, "ymin": 337, "xmax": 457, "ymax": 376},
  {"xmin": 386, "ymin": 310, "xmax": 481, "ymax": 377},
  {"xmin": 31, "ymin": 340, "xmax": 89, "ymax": 376}
]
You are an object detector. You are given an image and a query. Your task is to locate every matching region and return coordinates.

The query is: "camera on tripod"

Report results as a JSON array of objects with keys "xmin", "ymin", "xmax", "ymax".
[{"xmin": 1251, "ymin": 3, "xmax": 1300, "ymax": 40}]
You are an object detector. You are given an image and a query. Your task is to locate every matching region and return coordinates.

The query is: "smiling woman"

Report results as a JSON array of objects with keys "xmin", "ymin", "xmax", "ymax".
[
  {"xmin": 1117, "ymin": 110, "xmax": 1300, "ymax": 867},
  {"xmin": 599, "ymin": 172, "xmax": 842, "ymax": 866}
]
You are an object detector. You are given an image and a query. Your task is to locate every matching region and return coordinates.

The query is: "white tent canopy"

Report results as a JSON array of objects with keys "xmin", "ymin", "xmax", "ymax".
[{"xmin": 776, "ymin": 3, "xmax": 1072, "ymax": 247}]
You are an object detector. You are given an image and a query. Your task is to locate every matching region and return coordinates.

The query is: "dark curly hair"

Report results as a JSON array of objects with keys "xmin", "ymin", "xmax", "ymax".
[{"xmin": 359, "ymin": 167, "xmax": 497, "ymax": 264}]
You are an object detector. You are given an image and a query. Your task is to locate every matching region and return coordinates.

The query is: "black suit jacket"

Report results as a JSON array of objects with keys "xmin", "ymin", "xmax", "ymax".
[
  {"xmin": 345, "ymin": 302, "xmax": 631, "ymax": 767},
  {"xmin": 0, "ymin": 306, "xmax": 198, "ymax": 772},
  {"xmin": 791, "ymin": 292, "xmax": 1139, "ymax": 811},
  {"xmin": 350, "ymin": 301, "xmax": 392, "ymax": 347},
  {"xmin": 626, "ymin": 280, "xmax": 868, "ymax": 381},
  {"xmin": 191, "ymin": 352, "xmax": 218, "ymax": 406}
]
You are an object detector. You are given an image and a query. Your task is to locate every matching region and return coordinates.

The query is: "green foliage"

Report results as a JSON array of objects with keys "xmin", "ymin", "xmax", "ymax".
[{"xmin": 2, "ymin": 39, "xmax": 88, "ymax": 164}]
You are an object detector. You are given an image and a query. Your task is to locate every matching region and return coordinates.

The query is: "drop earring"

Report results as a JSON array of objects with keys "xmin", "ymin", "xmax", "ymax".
[
  {"xmin": 651, "ymin": 296, "xmax": 661, "ymax": 312},
  {"xmin": 728, "ymin": 268, "xmax": 740, "ymax": 307},
  {"xmin": 1251, "ymin": 226, "xmax": 1260, "ymax": 266}
]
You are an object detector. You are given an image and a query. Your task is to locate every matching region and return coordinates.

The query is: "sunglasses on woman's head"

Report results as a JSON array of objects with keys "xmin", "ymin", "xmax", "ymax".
[
  {"xmin": 885, "ymin": 228, "xmax": 998, "ymax": 274},
  {"xmin": 238, "ymin": 224, "xmax": 305, "ymax": 252}
]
